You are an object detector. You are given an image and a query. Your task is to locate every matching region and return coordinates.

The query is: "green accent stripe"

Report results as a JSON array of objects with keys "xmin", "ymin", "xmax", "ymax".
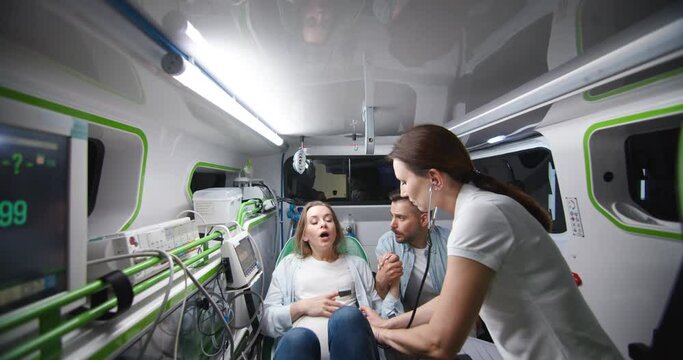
[
  {"xmin": 186, "ymin": 161, "xmax": 240, "ymax": 200},
  {"xmin": 583, "ymin": 67, "xmax": 683, "ymax": 102},
  {"xmin": 0, "ymin": 87, "xmax": 147, "ymax": 231},
  {"xmin": 583, "ymin": 104, "xmax": 683, "ymax": 240}
]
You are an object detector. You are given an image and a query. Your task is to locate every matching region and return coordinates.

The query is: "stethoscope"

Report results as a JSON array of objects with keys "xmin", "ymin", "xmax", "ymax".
[{"xmin": 406, "ymin": 184, "xmax": 437, "ymax": 328}]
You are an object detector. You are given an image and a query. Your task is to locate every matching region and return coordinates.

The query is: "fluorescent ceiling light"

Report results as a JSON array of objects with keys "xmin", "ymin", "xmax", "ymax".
[
  {"xmin": 170, "ymin": 19, "xmax": 283, "ymax": 146},
  {"xmin": 183, "ymin": 20, "xmax": 208, "ymax": 49},
  {"xmin": 174, "ymin": 58, "xmax": 284, "ymax": 146},
  {"xmin": 486, "ymin": 135, "xmax": 506, "ymax": 144}
]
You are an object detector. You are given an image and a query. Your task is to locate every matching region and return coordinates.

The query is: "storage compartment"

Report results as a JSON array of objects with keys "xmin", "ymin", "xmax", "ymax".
[
  {"xmin": 192, "ymin": 187, "xmax": 243, "ymax": 225},
  {"xmin": 586, "ymin": 109, "xmax": 681, "ymax": 238}
]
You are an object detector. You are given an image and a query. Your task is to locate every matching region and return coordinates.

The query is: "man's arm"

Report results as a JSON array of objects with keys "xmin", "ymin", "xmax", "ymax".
[
  {"xmin": 374, "ymin": 233, "xmax": 402, "ymax": 298},
  {"xmin": 375, "ymin": 253, "xmax": 402, "ymax": 298}
]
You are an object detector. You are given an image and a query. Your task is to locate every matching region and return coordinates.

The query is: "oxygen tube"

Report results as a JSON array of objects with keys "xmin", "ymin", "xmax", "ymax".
[{"xmin": 406, "ymin": 185, "xmax": 437, "ymax": 328}]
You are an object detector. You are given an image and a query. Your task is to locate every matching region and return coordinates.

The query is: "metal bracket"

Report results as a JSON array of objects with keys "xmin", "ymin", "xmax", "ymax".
[
  {"xmin": 362, "ymin": 104, "xmax": 375, "ymax": 155},
  {"xmin": 362, "ymin": 53, "xmax": 375, "ymax": 155}
]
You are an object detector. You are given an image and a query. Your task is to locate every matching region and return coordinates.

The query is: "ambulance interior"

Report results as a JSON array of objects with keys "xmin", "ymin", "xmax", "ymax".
[{"xmin": 0, "ymin": 0, "xmax": 682, "ymax": 359}]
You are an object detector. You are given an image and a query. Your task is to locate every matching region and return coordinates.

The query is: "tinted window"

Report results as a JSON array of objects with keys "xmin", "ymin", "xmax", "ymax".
[
  {"xmin": 284, "ymin": 156, "xmax": 399, "ymax": 205},
  {"xmin": 625, "ymin": 128, "xmax": 680, "ymax": 221},
  {"xmin": 190, "ymin": 170, "xmax": 227, "ymax": 194},
  {"xmin": 473, "ymin": 148, "xmax": 567, "ymax": 233}
]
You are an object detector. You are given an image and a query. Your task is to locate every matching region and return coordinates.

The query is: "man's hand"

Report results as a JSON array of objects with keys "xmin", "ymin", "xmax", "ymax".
[{"xmin": 375, "ymin": 252, "xmax": 403, "ymax": 298}]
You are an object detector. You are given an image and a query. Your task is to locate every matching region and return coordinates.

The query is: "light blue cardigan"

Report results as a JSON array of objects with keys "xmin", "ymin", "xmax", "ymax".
[{"xmin": 262, "ymin": 254, "xmax": 383, "ymax": 338}]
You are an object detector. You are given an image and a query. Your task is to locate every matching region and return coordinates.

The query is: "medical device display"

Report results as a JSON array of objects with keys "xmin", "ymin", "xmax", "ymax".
[
  {"xmin": 0, "ymin": 104, "xmax": 87, "ymax": 315},
  {"xmin": 221, "ymin": 231, "xmax": 260, "ymax": 289}
]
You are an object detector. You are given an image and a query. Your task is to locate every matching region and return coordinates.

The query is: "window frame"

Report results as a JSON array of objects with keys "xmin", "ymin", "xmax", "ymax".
[
  {"xmin": 584, "ymin": 104, "xmax": 683, "ymax": 240},
  {"xmin": 470, "ymin": 137, "xmax": 567, "ymax": 234},
  {"xmin": 283, "ymin": 155, "xmax": 399, "ymax": 205}
]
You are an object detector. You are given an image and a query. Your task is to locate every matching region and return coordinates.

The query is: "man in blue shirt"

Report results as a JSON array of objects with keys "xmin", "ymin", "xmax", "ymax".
[{"xmin": 375, "ymin": 191, "xmax": 449, "ymax": 318}]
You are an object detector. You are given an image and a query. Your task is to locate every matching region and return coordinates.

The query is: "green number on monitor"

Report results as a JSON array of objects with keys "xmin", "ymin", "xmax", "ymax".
[
  {"xmin": 11, "ymin": 152, "xmax": 23, "ymax": 175},
  {"xmin": 14, "ymin": 200, "xmax": 27, "ymax": 226},
  {"xmin": 0, "ymin": 201, "xmax": 11, "ymax": 228}
]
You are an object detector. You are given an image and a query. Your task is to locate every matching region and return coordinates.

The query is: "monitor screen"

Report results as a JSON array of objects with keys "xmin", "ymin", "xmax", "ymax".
[
  {"xmin": 235, "ymin": 237, "xmax": 257, "ymax": 275},
  {"xmin": 0, "ymin": 123, "xmax": 69, "ymax": 314}
]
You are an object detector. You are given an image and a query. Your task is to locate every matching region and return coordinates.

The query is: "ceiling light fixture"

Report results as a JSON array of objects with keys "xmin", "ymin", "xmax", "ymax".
[
  {"xmin": 486, "ymin": 135, "xmax": 506, "ymax": 144},
  {"xmin": 165, "ymin": 53, "xmax": 284, "ymax": 146}
]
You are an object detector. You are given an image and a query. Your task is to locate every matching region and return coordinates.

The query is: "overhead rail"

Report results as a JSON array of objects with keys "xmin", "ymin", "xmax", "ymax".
[
  {"xmin": 363, "ymin": 54, "xmax": 375, "ymax": 155},
  {"xmin": 446, "ymin": 3, "xmax": 683, "ymax": 136}
]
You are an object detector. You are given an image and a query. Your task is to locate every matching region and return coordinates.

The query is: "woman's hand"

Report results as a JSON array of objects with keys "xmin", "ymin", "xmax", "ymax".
[
  {"xmin": 360, "ymin": 306, "xmax": 388, "ymax": 328},
  {"xmin": 296, "ymin": 291, "xmax": 342, "ymax": 318},
  {"xmin": 371, "ymin": 325, "xmax": 387, "ymax": 345}
]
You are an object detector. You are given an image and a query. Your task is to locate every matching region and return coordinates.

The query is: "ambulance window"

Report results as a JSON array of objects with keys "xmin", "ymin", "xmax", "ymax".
[
  {"xmin": 625, "ymin": 128, "xmax": 680, "ymax": 222},
  {"xmin": 284, "ymin": 156, "xmax": 399, "ymax": 205},
  {"xmin": 588, "ymin": 113, "xmax": 680, "ymax": 237},
  {"xmin": 473, "ymin": 148, "xmax": 567, "ymax": 233},
  {"xmin": 189, "ymin": 170, "xmax": 227, "ymax": 194}
]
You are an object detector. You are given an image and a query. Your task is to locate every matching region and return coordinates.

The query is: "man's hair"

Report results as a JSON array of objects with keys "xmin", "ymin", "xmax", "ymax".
[
  {"xmin": 388, "ymin": 190, "xmax": 424, "ymax": 216},
  {"xmin": 388, "ymin": 189, "xmax": 407, "ymax": 203}
]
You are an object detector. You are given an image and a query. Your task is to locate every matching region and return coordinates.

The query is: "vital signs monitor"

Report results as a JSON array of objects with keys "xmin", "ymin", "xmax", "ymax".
[{"xmin": 0, "ymin": 98, "xmax": 88, "ymax": 315}]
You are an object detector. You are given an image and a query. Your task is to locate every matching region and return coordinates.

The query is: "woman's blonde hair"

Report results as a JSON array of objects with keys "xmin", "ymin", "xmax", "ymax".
[{"xmin": 293, "ymin": 201, "xmax": 345, "ymax": 257}]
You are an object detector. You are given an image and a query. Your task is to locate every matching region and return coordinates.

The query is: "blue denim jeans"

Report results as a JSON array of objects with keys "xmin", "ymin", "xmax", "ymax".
[{"xmin": 274, "ymin": 306, "xmax": 379, "ymax": 360}]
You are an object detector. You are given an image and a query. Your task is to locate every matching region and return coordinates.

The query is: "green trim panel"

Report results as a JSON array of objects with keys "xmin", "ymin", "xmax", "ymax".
[
  {"xmin": 575, "ymin": 0, "xmax": 683, "ymax": 102},
  {"xmin": 186, "ymin": 161, "xmax": 240, "ymax": 200},
  {"xmin": 583, "ymin": 67, "xmax": 683, "ymax": 101},
  {"xmin": 0, "ymin": 87, "xmax": 148, "ymax": 231},
  {"xmin": 583, "ymin": 104, "xmax": 683, "ymax": 240}
]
